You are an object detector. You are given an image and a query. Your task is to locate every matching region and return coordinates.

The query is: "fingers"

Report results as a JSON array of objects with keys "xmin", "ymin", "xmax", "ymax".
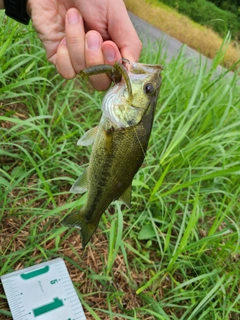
[
  {"xmin": 65, "ymin": 8, "xmax": 85, "ymax": 73},
  {"xmin": 85, "ymin": 31, "xmax": 110, "ymax": 91},
  {"xmin": 107, "ymin": 2, "xmax": 142, "ymax": 63},
  {"xmin": 85, "ymin": 34, "xmax": 122, "ymax": 90},
  {"xmin": 56, "ymin": 38, "xmax": 75, "ymax": 79},
  {"xmin": 56, "ymin": 5, "xmax": 141, "ymax": 90},
  {"xmin": 56, "ymin": 8, "xmax": 119, "ymax": 90},
  {"xmin": 102, "ymin": 41, "xmax": 122, "ymax": 64},
  {"xmin": 56, "ymin": 8, "xmax": 85, "ymax": 79}
]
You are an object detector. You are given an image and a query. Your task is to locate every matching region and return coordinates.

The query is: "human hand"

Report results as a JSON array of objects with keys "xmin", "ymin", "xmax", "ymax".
[{"xmin": 27, "ymin": 0, "xmax": 142, "ymax": 90}]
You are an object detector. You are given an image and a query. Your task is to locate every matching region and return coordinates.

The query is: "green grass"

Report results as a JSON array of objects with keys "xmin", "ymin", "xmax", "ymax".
[{"xmin": 0, "ymin": 14, "xmax": 240, "ymax": 319}]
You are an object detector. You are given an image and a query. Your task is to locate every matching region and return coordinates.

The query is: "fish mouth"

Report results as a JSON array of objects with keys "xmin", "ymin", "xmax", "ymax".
[
  {"xmin": 102, "ymin": 61, "xmax": 162, "ymax": 128},
  {"xmin": 120, "ymin": 58, "xmax": 163, "ymax": 74},
  {"xmin": 129, "ymin": 62, "xmax": 163, "ymax": 75}
]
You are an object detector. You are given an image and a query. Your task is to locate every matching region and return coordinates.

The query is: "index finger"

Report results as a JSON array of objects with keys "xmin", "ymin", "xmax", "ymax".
[{"xmin": 107, "ymin": 3, "xmax": 142, "ymax": 62}]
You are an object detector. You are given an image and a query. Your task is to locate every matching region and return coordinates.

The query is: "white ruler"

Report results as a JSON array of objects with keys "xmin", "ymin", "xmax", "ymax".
[{"xmin": 1, "ymin": 258, "xmax": 86, "ymax": 320}]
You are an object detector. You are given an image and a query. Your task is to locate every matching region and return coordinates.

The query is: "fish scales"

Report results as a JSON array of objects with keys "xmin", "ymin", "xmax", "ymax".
[
  {"xmin": 88, "ymin": 110, "xmax": 153, "ymax": 217},
  {"xmin": 63, "ymin": 62, "xmax": 162, "ymax": 247}
]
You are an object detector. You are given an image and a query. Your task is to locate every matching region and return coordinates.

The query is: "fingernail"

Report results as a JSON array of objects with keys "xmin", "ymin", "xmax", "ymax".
[
  {"xmin": 86, "ymin": 33, "xmax": 101, "ymax": 51},
  {"xmin": 103, "ymin": 45, "xmax": 115, "ymax": 62},
  {"xmin": 67, "ymin": 9, "xmax": 79, "ymax": 25}
]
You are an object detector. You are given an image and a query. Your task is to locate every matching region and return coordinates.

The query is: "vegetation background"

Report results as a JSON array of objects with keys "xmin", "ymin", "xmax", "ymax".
[
  {"xmin": 0, "ymin": 1, "xmax": 240, "ymax": 319},
  {"xmin": 124, "ymin": 0, "xmax": 239, "ymax": 69},
  {"xmin": 158, "ymin": 0, "xmax": 240, "ymax": 40}
]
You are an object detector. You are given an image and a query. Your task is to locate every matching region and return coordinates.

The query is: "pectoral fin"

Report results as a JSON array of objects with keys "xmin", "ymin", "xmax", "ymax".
[
  {"xmin": 70, "ymin": 168, "xmax": 88, "ymax": 194},
  {"xmin": 77, "ymin": 126, "xmax": 98, "ymax": 146},
  {"xmin": 119, "ymin": 185, "xmax": 132, "ymax": 208}
]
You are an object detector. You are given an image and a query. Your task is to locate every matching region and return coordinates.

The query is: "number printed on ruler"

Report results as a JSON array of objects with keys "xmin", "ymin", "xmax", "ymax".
[{"xmin": 1, "ymin": 258, "xmax": 86, "ymax": 320}]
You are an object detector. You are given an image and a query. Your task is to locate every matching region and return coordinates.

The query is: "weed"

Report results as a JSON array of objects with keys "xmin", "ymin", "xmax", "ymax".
[{"xmin": 0, "ymin": 13, "xmax": 239, "ymax": 319}]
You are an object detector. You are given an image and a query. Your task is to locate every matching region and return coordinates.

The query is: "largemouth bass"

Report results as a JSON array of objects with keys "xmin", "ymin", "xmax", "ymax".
[{"xmin": 63, "ymin": 61, "xmax": 162, "ymax": 247}]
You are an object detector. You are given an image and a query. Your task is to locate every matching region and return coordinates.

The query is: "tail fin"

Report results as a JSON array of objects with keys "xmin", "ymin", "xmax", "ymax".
[{"xmin": 62, "ymin": 210, "xmax": 98, "ymax": 248}]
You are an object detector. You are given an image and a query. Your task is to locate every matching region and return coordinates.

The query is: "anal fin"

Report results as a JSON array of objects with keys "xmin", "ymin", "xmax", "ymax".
[
  {"xmin": 119, "ymin": 185, "xmax": 132, "ymax": 208},
  {"xmin": 70, "ymin": 168, "xmax": 88, "ymax": 194}
]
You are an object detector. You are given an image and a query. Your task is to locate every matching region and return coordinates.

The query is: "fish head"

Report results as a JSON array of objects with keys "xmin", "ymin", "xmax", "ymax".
[
  {"xmin": 102, "ymin": 62, "xmax": 162, "ymax": 127},
  {"xmin": 129, "ymin": 62, "xmax": 162, "ymax": 109}
]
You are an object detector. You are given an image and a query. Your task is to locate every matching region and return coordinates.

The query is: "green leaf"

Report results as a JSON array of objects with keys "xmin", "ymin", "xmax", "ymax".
[
  {"xmin": 0, "ymin": 177, "xmax": 11, "ymax": 187},
  {"xmin": 11, "ymin": 166, "xmax": 26, "ymax": 178},
  {"xmin": 138, "ymin": 224, "xmax": 156, "ymax": 240}
]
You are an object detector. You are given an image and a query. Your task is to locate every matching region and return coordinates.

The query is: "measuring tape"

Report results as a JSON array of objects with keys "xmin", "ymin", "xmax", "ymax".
[{"xmin": 1, "ymin": 258, "xmax": 86, "ymax": 320}]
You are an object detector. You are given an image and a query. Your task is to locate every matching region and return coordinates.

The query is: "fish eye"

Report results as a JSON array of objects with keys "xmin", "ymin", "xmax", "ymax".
[{"xmin": 143, "ymin": 83, "xmax": 155, "ymax": 95}]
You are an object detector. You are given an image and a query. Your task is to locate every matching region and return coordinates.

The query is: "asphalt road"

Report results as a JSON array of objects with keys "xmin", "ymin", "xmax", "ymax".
[{"xmin": 129, "ymin": 12, "xmax": 226, "ymax": 75}]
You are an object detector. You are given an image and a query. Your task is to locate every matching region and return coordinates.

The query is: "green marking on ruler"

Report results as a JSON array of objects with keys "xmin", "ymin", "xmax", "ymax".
[
  {"xmin": 20, "ymin": 266, "xmax": 49, "ymax": 280},
  {"xmin": 33, "ymin": 297, "xmax": 64, "ymax": 317},
  {"xmin": 2, "ymin": 258, "xmax": 86, "ymax": 319}
]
